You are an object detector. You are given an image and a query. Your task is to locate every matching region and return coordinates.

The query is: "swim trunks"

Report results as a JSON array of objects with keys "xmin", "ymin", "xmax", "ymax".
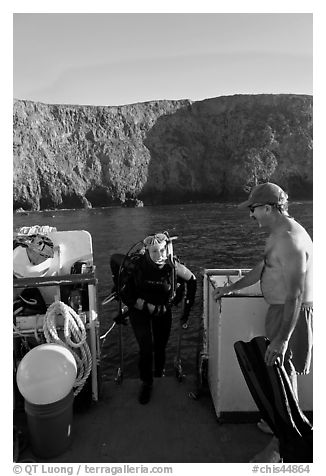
[{"xmin": 265, "ymin": 302, "xmax": 313, "ymax": 375}]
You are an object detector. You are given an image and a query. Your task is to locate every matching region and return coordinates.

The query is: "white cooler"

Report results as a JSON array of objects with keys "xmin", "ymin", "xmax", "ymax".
[{"xmin": 202, "ymin": 269, "xmax": 313, "ymax": 418}]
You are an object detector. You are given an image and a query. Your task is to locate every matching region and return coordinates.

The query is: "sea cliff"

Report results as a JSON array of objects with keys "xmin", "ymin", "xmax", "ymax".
[{"xmin": 13, "ymin": 94, "xmax": 312, "ymax": 211}]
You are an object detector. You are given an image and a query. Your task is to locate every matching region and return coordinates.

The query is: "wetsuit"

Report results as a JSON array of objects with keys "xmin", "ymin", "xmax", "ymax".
[{"xmin": 111, "ymin": 252, "xmax": 196, "ymax": 385}]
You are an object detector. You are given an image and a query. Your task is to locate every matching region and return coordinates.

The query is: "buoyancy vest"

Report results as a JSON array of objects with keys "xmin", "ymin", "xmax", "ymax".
[
  {"xmin": 112, "ymin": 251, "xmax": 184, "ymax": 308},
  {"xmin": 135, "ymin": 255, "xmax": 174, "ymax": 305}
]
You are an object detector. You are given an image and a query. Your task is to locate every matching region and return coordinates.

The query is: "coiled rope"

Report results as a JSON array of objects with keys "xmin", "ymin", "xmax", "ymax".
[{"xmin": 43, "ymin": 301, "xmax": 92, "ymax": 396}]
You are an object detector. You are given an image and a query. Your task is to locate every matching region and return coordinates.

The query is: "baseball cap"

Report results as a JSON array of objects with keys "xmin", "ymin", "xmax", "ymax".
[{"xmin": 238, "ymin": 183, "xmax": 288, "ymax": 209}]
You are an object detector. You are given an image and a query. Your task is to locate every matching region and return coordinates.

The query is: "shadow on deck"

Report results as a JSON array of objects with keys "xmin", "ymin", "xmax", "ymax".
[{"xmin": 14, "ymin": 376, "xmax": 270, "ymax": 463}]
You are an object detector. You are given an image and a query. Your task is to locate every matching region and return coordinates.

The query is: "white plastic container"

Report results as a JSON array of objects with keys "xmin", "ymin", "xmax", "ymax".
[{"xmin": 203, "ymin": 269, "xmax": 313, "ymax": 418}]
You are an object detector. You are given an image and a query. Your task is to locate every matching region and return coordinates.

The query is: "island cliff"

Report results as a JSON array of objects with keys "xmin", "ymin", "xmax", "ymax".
[{"xmin": 13, "ymin": 94, "xmax": 312, "ymax": 211}]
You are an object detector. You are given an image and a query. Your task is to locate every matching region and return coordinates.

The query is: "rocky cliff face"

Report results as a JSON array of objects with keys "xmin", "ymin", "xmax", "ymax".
[{"xmin": 13, "ymin": 94, "xmax": 312, "ymax": 211}]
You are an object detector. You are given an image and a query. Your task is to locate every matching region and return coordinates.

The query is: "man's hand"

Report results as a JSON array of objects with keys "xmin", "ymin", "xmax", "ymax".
[
  {"xmin": 265, "ymin": 338, "xmax": 289, "ymax": 367},
  {"xmin": 213, "ymin": 286, "xmax": 232, "ymax": 301}
]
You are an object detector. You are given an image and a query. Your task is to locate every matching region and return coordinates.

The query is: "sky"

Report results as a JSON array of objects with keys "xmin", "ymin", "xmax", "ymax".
[{"xmin": 13, "ymin": 11, "xmax": 313, "ymax": 107}]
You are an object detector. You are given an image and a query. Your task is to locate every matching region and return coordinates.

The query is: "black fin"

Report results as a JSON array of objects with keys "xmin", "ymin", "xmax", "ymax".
[{"xmin": 234, "ymin": 336, "xmax": 312, "ymax": 462}]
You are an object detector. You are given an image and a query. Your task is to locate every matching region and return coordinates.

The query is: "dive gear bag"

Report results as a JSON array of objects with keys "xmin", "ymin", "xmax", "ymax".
[{"xmin": 13, "ymin": 287, "xmax": 47, "ymax": 318}]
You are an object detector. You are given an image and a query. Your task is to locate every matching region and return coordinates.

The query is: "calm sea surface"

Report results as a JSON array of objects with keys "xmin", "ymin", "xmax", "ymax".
[{"xmin": 13, "ymin": 201, "xmax": 313, "ymax": 382}]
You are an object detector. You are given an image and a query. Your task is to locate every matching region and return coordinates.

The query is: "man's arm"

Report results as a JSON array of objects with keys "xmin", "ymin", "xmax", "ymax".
[
  {"xmin": 213, "ymin": 260, "xmax": 264, "ymax": 300},
  {"xmin": 265, "ymin": 237, "xmax": 306, "ymax": 366}
]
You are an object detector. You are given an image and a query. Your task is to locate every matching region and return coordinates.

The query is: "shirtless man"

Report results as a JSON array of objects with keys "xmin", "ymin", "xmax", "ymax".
[{"xmin": 213, "ymin": 182, "xmax": 313, "ymax": 462}]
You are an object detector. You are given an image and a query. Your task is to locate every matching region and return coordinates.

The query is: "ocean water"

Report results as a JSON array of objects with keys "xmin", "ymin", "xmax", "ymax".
[{"xmin": 13, "ymin": 201, "xmax": 313, "ymax": 381}]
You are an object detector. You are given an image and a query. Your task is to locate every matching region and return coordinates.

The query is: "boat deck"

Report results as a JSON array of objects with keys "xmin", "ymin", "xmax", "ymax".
[{"xmin": 14, "ymin": 376, "xmax": 270, "ymax": 463}]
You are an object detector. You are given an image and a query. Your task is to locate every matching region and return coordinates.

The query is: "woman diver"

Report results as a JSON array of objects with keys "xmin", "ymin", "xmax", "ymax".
[{"xmin": 110, "ymin": 232, "xmax": 196, "ymax": 404}]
